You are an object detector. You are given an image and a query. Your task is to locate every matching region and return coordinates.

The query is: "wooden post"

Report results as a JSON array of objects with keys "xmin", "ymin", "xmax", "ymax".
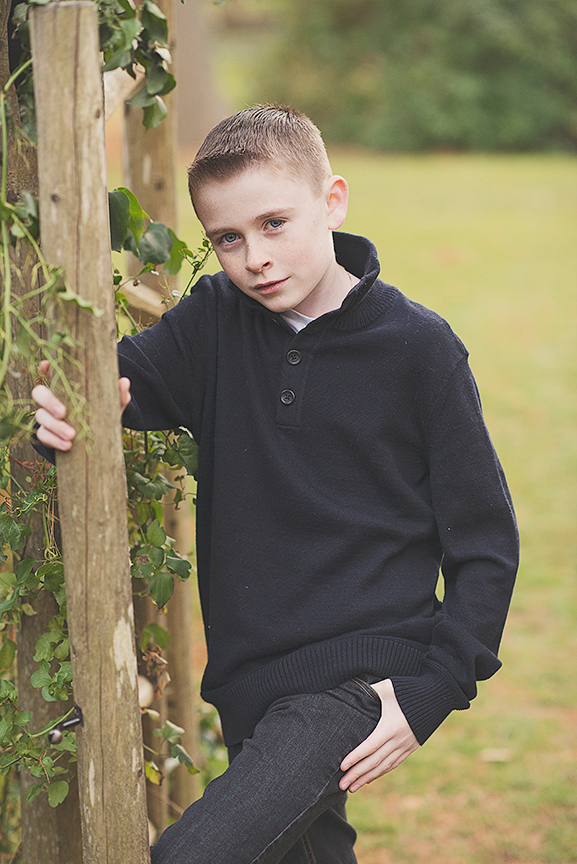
[
  {"xmin": 173, "ymin": 0, "xmax": 228, "ymax": 148},
  {"xmin": 122, "ymin": 0, "xmax": 201, "ymax": 821},
  {"xmin": 0, "ymin": 5, "xmax": 84, "ymax": 860},
  {"xmin": 30, "ymin": 5, "xmax": 150, "ymax": 862}
]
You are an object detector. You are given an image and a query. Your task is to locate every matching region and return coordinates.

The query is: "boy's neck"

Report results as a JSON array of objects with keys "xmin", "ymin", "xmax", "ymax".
[{"xmin": 292, "ymin": 262, "xmax": 355, "ymax": 318}]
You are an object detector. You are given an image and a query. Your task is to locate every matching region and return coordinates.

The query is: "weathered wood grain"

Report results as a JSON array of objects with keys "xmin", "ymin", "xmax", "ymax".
[{"xmin": 30, "ymin": 4, "xmax": 150, "ymax": 861}]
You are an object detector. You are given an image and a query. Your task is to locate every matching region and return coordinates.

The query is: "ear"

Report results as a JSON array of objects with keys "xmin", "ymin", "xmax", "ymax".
[{"xmin": 325, "ymin": 175, "xmax": 349, "ymax": 230}]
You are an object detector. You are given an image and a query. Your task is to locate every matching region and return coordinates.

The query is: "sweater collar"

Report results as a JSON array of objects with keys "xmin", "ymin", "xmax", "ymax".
[
  {"xmin": 227, "ymin": 231, "xmax": 396, "ymax": 332},
  {"xmin": 330, "ymin": 231, "xmax": 394, "ymax": 331}
]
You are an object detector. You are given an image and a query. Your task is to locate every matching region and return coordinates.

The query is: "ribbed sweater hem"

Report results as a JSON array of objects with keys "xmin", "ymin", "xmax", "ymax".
[{"xmin": 202, "ymin": 635, "xmax": 427, "ymax": 747}]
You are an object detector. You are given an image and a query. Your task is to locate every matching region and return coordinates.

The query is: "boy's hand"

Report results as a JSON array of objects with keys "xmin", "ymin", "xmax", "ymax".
[
  {"xmin": 32, "ymin": 360, "xmax": 131, "ymax": 451},
  {"xmin": 339, "ymin": 678, "xmax": 419, "ymax": 792}
]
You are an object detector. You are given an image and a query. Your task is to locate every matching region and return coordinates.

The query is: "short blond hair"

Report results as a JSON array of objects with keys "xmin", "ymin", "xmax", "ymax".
[{"xmin": 188, "ymin": 104, "xmax": 332, "ymax": 206}]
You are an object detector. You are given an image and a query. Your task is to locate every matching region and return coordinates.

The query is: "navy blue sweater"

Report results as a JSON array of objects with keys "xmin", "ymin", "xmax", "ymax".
[{"xmin": 115, "ymin": 232, "xmax": 518, "ymax": 746}]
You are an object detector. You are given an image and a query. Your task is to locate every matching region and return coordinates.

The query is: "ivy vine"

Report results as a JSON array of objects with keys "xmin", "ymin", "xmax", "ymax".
[{"xmin": 10, "ymin": 0, "xmax": 180, "ymax": 140}]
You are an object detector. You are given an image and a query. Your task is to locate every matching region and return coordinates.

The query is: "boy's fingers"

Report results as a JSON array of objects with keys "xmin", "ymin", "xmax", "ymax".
[
  {"xmin": 340, "ymin": 731, "xmax": 419, "ymax": 791},
  {"xmin": 344, "ymin": 744, "xmax": 408, "ymax": 792},
  {"xmin": 35, "ymin": 419, "xmax": 74, "ymax": 451},
  {"xmin": 37, "ymin": 359, "xmax": 50, "ymax": 378},
  {"xmin": 32, "ymin": 384, "xmax": 77, "ymax": 451},
  {"xmin": 340, "ymin": 726, "xmax": 389, "ymax": 773},
  {"xmin": 339, "ymin": 729, "xmax": 393, "ymax": 791},
  {"xmin": 119, "ymin": 377, "xmax": 132, "ymax": 412},
  {"xmin": 31, "ymin": 384, "xmax": 67, "ymax": 419},
  {"xmin": 34, "ymin": 407, "xmax": 76, "ymax": 440}
]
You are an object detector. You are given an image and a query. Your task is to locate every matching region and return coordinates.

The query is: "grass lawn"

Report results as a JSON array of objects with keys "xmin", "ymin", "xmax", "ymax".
[
  {"xmin": 328, "ymin": 153, "xmax": 577, "ymax": 864},
  {"xmin": 123, "ymin": 143, "xmax": 577, "ymax": 863}
]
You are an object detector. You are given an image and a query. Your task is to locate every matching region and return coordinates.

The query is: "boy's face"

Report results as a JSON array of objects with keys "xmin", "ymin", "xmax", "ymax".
[{"xmin": 193, "ymin": 163, "xmax": 349, "ymax": 318}]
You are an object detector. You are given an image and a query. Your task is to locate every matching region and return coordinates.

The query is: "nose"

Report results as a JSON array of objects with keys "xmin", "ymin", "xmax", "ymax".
[{"xmin": 245, "ymin": 239, "xmax": 272, "ymax": 274}]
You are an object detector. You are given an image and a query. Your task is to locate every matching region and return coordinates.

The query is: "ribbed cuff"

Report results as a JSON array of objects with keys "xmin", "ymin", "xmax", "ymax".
[{"xmin": 390, "ymin": 662, "xmax": 470, "ymax": 745}]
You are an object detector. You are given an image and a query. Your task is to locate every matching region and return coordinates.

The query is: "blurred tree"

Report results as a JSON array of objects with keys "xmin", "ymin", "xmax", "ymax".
[
  {"xmin": 251, "ymin": 0, "xmax": 577, "ymax": 151},
  {"xmin": 173, "ymin": 0, "xmax": 228, "ymax": 149}
]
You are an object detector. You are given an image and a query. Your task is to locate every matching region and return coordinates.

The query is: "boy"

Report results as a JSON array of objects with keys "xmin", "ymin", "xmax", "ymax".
[{"xmin": 33, "ymin": 105, "xmax": 518, "ymax": 864}]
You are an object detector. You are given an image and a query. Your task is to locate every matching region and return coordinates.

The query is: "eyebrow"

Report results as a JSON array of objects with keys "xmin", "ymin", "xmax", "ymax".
[{"xmin": 206, "ymin": 207, "xmax": 297, "ymax": 240}]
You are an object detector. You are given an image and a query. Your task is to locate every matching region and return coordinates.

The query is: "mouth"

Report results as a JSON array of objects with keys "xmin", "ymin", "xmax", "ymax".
[{"xmin": 253, "ymin": 278, "xmax": 288, "ymax": 295}]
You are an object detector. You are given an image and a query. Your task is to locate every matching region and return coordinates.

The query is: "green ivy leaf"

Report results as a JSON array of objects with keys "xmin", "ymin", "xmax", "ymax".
[
  {"xmin": 34, "ymin": 631, "xmax": 61, "ymax": 662},
  {"xmin": 15, "ymin": 555, "xmax": 34, "ymax": 584},
  {"xmin": 140, "ymin": 621, "xmax": 170, "ymax": 652},
  {"xmin": 0, "ymin": 594, "xmax": 18, "ymax": 618},
  {"xmin": 54, "ymin": 637, "xmax": 70, "ymax": 661},
  {"xmin": 145, "ymin": 760, "xmax": 163, "ymax": 786},
  {"xmin": 146, "ymin": 520, "xmax": 166, "ymax": 548},
  {"xmin": 10, "ymin": 222, "xmax": 26, "ymax": 238},
  {"xmin": 101, "ymin": 18, "xmax": 141, "ymax": 73},
  {"xmin": 131, "ymin": 561, "xmax": 154, "ymax": 580},
  {"xmin": 136, "ymin": 500, "xmax": 154, "ymax": 525},
  {"xmin": 153, "ymin": 719, "xmax": 184, "ymax": 744},
  {"xmin": 116, "ymin": 186, "xmax": 148, "ymax": 245},
  {"xmin": 142, "ymin": 95, "xmax": 168, "ymax": 130},
  {"xmin": 52, "ymin": 733, "xmax": 77, "ymax": 754},
  {"xmin": 129, "ymin": 87, "xmax": 157, "ymax": 109},
  {"xmin": 136, "ymin": 221, "xmax": 172, "ymax": 264},
  {"xmin": 0, "ymin": 717, "xmax": 13, "ymax": 743},
  {"xmin": 0, "ymin": 680, "xmax": 17, "ymax": 701},
  {"xmin": 146, "ymin": 59, "xmax": 168, "ymax": 96},
  {"xmin": 117, "ymin": 0, "xmax": 137, "ymax": 13},
  {"xmin": 41, "ymin": 685, "xmax": 59, "ymax": 703},
  {"xmin": 142, "ymin": 58, "xmax": 175, "ymax": 99},
  {"xmin": 130, "ymin": 471, "xmax": 172, "ymax": 501},
  {"xmin": 163, "ymin": 229, "xmax": 191, "ymax": 276},
  {"xmin": 108, "ymin": 189, "xmax": 130, "ymax": 251},
  {"xmin": 154, "ymin": 71, "xmax": 175, "ymax": 98},
  {"xmin": 47, "ymin": 779, "xmax": 69, "ymax": 808},
  {"xmin": 141, "ymin": 0, "xmax": 168, "ymax": 43},
  {"xmin": 149, "ymin": 571, "xmax": 173, "ymax": 608},
  {"xmin": 24, "ymin": 782, "xmax": 45, "ymax": 804},
  {"xmin": 119, "ymin": 16, "xmax": 141, "ymax": 45},
  {"xmin": 0, "ymin": 638, "xmax": 16, "ymax": 672},
  {"xmin": 165, "ymin": 554, "xmax": 191, "ymax": 581},
  {"xmin": 18, "ymin": 190, "xmax": 38, "ymax": 220},
  {"xmin": 175, "ymin": 430, "xmax": 199, "ymax": 477},
  {"xmin": 38, "ymin": 560, "xmax": 64, "ymax": 594},
  {"xmin": 14, "ymin": 318, "xmax": 32, "ymax": 357},
  {"xmin": 137, "ymin": 544, "xmax": 164, "ymax": 568},
  {"xmin": 30, "ymin": 660, "xmax": 52, "ymax": 689},
  {"xmin": 0, "ymin": 413, "xmax": 23, "ymax": 446},
  {"xmin": 0, "ymin": 572, "xmax": 16, "ymax": 590},
  {"xmin": 0, "ymin": 513, "xmax": 23, "ymax": 549},
  {"xmin": 101, "ymin": 44, "xmax": 132, "ymax": 74},
  {"xmin": 170, "ymin": 743, "xmax": 199, "ymax": 774}
]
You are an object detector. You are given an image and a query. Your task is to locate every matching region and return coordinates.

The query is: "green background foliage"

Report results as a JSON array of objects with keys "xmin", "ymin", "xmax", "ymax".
[{"xmin": 215, "ymin": 0, "xmax": 577, "ymax": 152}]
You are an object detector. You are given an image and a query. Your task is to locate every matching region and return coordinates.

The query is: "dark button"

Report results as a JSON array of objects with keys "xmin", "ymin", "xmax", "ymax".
[
  {"xmin": 280, "ymin": 389, "xmax": 296, "ymax": 405},
  {"xmin": 286, "ymin": 349, "xmax": 302, "ymax": 365}
]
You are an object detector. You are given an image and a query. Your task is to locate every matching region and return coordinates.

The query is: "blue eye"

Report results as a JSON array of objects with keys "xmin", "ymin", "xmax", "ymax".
[
  {"xmin": 268, "ymin": 219, "xmax": 283, "ymax": 229},
  {"xmin": 221, "ymin": 232, "xmax": 238, "ymax": 244}
]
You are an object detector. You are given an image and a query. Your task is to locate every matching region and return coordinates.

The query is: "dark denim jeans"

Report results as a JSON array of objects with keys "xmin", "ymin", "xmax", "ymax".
[{"xmin": 150, "ymin": 678, "xmax": 382, "ymax": 864}]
